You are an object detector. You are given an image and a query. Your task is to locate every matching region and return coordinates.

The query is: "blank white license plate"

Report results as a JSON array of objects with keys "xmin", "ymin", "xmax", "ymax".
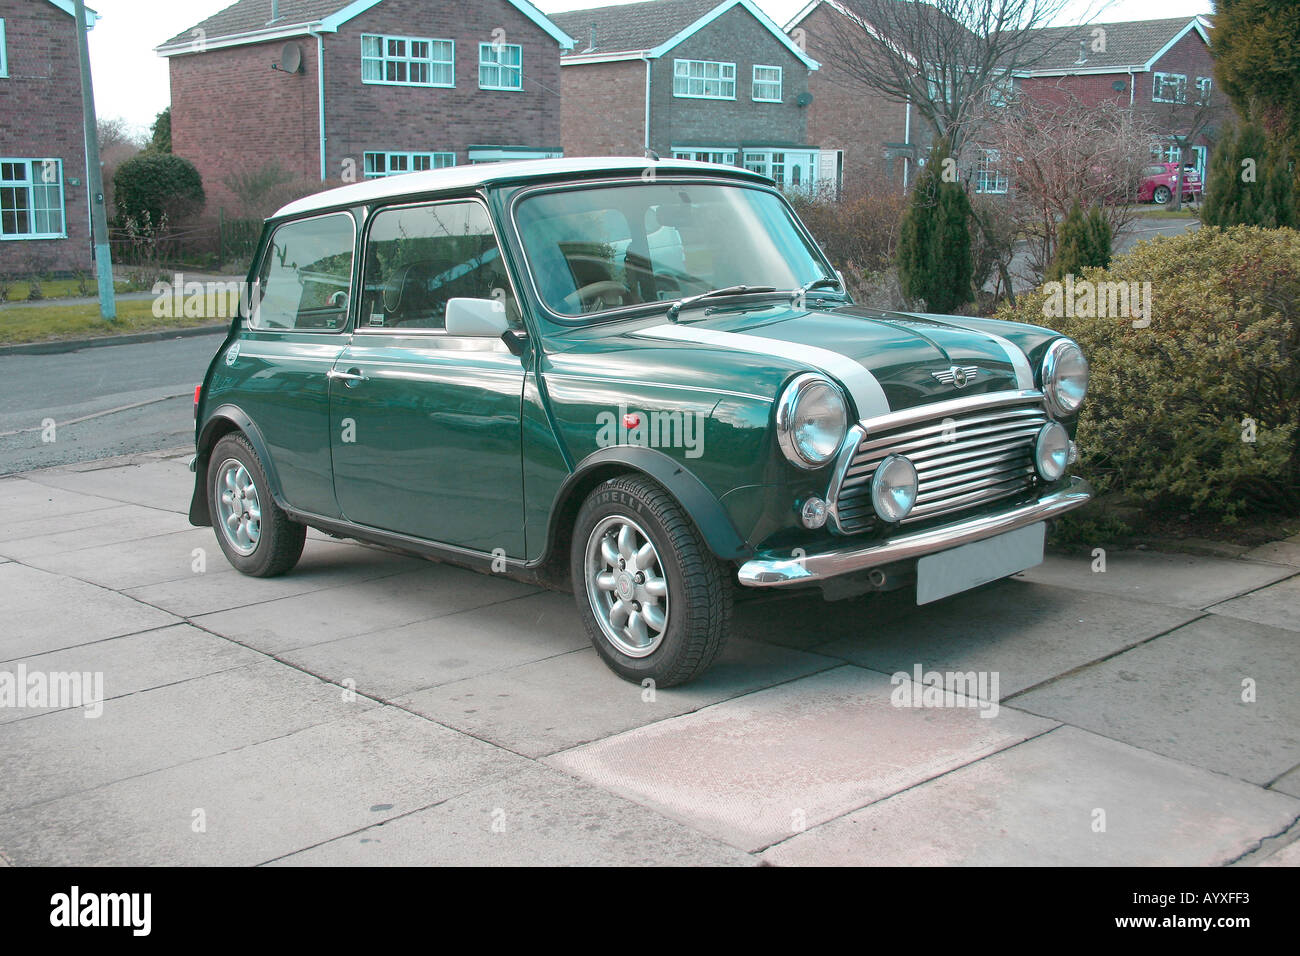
[{"xmin": 915, "ymin": 523, "xmax": 1046, "ymax": 605}]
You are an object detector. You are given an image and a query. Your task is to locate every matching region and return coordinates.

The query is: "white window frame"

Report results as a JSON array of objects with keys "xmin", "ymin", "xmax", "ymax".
[
  {"xmin": 752, "ymin": 65, "xmax": 782, "ymax": 103},
  {"xmin": 1152, "ymin": 71, "xmax": 1187, "ymax": 104},
  {"xmin": 673, "ymin": 59, "xmax": 736, "ymax": 100},
  {"xmin": 0, "ymin": 20, "xmax": 8, "ymax": 78},
  {"xmin": 478, "ymin": 42, "xmax": 522, "ymax": 91},
  {"xmin": 1195, "ymin": 75, "xmax": 1212, "ymax": 105},
  {"xmin": 974, "ymin": 149, "xmax": 1009, "ymax": 195},
  {"xmin": 672, "ymin": 148, "xmax": 738, "ymax": 165},
  {"xmin": 1, "ymin": 159, "xmax": 66, "ymax": 240},
  {"xmin": 363, "ymin": 151, "xmax": 456, "ymax": 179},
  {"xmin": 361, "ymin": 34, "xmax": 455, "ymax": 88}
]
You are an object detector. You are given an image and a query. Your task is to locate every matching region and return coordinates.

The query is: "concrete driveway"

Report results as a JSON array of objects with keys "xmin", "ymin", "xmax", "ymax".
[{"xmin": 1, "ymin": 448, "xmax": 1297, "ymax": 866}]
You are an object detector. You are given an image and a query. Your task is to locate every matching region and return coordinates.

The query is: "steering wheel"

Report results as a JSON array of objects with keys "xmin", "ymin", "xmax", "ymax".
[{"xmin": 562, "ymin": 280, "xmax": 630, "ymax": 313}]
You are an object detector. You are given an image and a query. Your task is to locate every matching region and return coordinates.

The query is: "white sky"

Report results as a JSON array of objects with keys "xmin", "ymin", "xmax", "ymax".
[{"xmin": 87, "ymin": 0, "xmax": 1215, "ymax": 134}]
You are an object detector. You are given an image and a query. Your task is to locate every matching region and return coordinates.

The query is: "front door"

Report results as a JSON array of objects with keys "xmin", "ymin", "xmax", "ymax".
[{"xmin": 328, "ymin": 198, "xmax": 527, "ymax": 556}]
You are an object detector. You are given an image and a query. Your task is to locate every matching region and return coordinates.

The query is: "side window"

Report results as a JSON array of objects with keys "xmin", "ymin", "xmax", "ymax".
[
  {"xmin": 360, "ymin": 200, "xmax": 518, "ymax": 330},
  {"xmin": 251, "ymin": 214, "xmax": 354, "ymax": 331}
]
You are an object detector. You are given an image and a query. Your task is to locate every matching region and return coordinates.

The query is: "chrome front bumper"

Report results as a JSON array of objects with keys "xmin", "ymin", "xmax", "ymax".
[{"xmin": 737, "ymin": 476, "xmax": 1093, "ymax": 587}]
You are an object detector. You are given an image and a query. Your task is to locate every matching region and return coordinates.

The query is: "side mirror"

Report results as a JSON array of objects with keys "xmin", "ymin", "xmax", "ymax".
[{"xmin": 445, "ymin": 297, "xmax": 510, "ymax": 336}]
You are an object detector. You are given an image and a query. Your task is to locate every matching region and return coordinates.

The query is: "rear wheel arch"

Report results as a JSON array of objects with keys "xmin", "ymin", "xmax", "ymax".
[{"xmin": 189, "ymin": 408, "xmax": 285, "ymax": 526}]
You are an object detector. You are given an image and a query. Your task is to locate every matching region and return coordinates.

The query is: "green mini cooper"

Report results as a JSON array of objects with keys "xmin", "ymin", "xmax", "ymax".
[{"xmin": 190, "ymin": 157, "xmax": 1092, "ymax": 686}]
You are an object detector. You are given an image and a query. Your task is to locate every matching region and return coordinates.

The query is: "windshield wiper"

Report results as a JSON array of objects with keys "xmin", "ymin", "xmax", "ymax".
[
  {"xmin": 667, "ymin": 285, "xmax": 777, "ymax": 322},
  {"xmin": 792, "ymin": 276, "xmax": 844, "ymax": 302}
]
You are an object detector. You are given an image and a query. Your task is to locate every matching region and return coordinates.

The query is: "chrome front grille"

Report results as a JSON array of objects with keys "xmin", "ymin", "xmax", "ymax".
[{"xmin": 832, "ymin": 393, "xmax": 1048, "ymax": 534}]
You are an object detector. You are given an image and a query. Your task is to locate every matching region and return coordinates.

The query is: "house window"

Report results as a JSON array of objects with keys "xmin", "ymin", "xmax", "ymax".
[
  {"xmin": 974, "ymin": 150, "xmax": 1009, "ymax": 194},
  {"xmin": 1153, "ymin": 72, "xmax": 1187, "ymax": 104},
  {"xmin": 988, "ymin": 74, "xmax": 1013, "ymax": 108},
  {"xmin": 0, "ymin": 20, "xmax": 8, "ymax": 78},
  {"xmin": 672, "ymin": 149, "xmax": 737, "ymax": 165},
  {"xmin": 363, "ymin": 151, "xmax": 456, "ymax": 178},
  {"xmin": 673, "ymin": 59, "xmax": 736, "ymax": 99},
  {"xmin": 479, "ymin": 43, "xmax": 522, "ymax": 90},
  {"xmin": 361, "ymin": 34, "xmax": 454, "ymax": 87},
  {"xmin": 1195, "ymin": 76, "xmax": 1212, "ymax": 105},
  {"xmin": 1, "ymin": 159, "xmax": 66, "ymax": 239},
  {"xmin": 752, "ymin": 65, "xmax": 782, "ymax": 102}
]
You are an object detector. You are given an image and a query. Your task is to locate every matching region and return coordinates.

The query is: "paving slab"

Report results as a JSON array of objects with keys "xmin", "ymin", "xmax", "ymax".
[
  {"xmin": 271, "ymin": 762, "xmax": 753, "ymax": 867},
  {"xmin": 1019, "ymin": 551, "xmax": 1294, "ymax": 610},
  {"xmin": 760, "ymin": 726, "xmax": 1300, "ymax": 866},
  {"xmin": 1206, "ymin": 574, "xmax": 1300, "ymax": 633},
  {"xmin": 1011, "ymin": 615, "xmax": 1300, "ymax": 785},
  {"xmin": 1271, "ymin": 765, "xmax": 1300, "ymax": 799},
  {"xmin": 0, "ymin": 659, "xmax": 372, "ymax": 814},
  {"xmin": 0, "ymin": 502, "xmax": 188, "ymax": 560},
  {"xmin": 0, "ymin": 562, "xmax": 179, "ymax": 662},
  {"xmin": 400, "ymin": 639, "xmax": 840, "ymax": 760},
  {"xmin": 123, "ymin": 540, "xmax": 423, "ymax": 617},
  {"xmin": 815, "ymin": 577, "xmax": 1201, "ymax": 696},
  {"xmin": 22, "ymin": 527, "xmax": 224, "ymax": 590},
  {"xmin": 280, "ymin": 590, "xmax": 589, "ymax": 700},
  {"xmin": 1243, "ymin": 536, "xmax": 1300, "ymax": 569},
  {"xmin": 0, "ymin": 706, "xmax": 526, "ymax": 866},
  {"xmin": 0, "ymin": 478, "xmax": 119, "ymax": 532},
  {"xmin": 1257, "ymin": 839, "xmax": 1300, "ymax": 866},
  {"xmin": 22, "ymin": 457, "xmax": 196, "ymax": 515},
  {"xmin": 546, "ymin": 665, "xmax": 1056, "ymax": 851},
  {"xmin": 0, "ymin": 623, "xmax": 263, "ymax": 725},
  {"xmin": 192, "ymin": 562, "xmax": 541, "ymax": 653}
]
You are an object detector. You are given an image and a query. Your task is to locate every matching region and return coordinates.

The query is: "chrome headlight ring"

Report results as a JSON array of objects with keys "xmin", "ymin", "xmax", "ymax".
[
  {"xmin": 1041, "ymin": 338, "xmax": 1089, "ymax": 419},
  {"xmin": 775, "ymin": 373, "xmax": 849, "ymax": 470}
]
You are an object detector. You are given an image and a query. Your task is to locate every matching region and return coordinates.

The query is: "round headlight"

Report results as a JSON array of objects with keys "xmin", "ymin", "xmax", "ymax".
[
  {"xmin": 1041, "ymin": 339, "xmax": 1089, "ymax": 418},
  {"xmin": 1034, "ymin": 421, "xmax": 1070, "ymax": 481},
  {"xmin": 776, "ymin": 374, "xmax": 848, "ymax": 469},
  {"xmin": 871, "ymin": 454, "xmax": 919, "ymax": 523}
]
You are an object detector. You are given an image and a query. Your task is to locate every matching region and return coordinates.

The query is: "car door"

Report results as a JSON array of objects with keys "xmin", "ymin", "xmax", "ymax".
[
  {"xmin": 328, "ymin": 198, "xmax": 527, "ymax": 555},
  {"xmin": 229, "ymin": 211, "xmax": 355, "ymax": 518}
]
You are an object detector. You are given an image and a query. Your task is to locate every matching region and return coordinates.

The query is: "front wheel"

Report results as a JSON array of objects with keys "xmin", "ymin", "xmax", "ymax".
[
  {"xmin": 572, "ymin": 475, "xmax": 732, "ymax": 687},
  {"xmin": 207, "ymin": 432, "xmax": 306, "ymax": 577}
]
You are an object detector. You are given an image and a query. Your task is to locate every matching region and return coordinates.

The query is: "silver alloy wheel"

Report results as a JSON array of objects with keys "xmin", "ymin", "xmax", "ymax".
[
  {"xmin": 584, "ymin": 514, "xmax": 670, "ymax": 658},
  {"xmin": 214, "ymin": 458, "xmax": 262, "ymax": 556}
]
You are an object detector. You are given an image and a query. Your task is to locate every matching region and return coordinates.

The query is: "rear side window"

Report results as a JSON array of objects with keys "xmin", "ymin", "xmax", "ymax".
[{"xmin": 250, "ymin": 213, "xmax": 355, "ymax": 331}]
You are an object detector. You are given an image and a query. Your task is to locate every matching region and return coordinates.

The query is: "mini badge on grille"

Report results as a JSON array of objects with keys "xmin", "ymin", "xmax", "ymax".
[{"xmin": 932, "ymin": 365, "xmax": 979, "ymax": 388}]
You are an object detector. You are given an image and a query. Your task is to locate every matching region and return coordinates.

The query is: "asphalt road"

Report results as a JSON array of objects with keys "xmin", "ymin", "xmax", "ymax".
[{"xmin": 0, "ymin": 333, "xmax": 222, "ymax": 475}]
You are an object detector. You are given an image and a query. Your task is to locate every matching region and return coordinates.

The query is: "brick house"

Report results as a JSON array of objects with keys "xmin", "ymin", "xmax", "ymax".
[
  {"xmin": 1013, "ymin": 16, "xmax": 1229, "ymax": 184},
  {"xmin": 552, "ymin": 0, "xmax": 834, "ymax": 194},
  {"xmin": 785, "ymin": 0, "xmax": 929, "ymax": 194},
  {"xmin": 0, "ymin": 0, "xmax": 98, "ymax": 275},
  {"xmin": 156, "ymin": 0, "xmax": 574, "ymax": 217}
]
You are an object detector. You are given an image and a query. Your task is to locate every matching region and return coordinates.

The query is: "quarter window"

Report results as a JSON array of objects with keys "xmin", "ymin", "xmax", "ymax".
[
  {"xmin": 361, "ymin": 34, "xmax": 454, "ymax": 87},
  {"xmin": 1, "ymin": 159, "xmax": 65, "ymax": 239},
  {"xmin": 1152, "ymin": 72, "xmax": 1187, "ymax": 104},
  {"xmin": 752, "ymin": 65, "xmax": 782, "ymax": 102},
  {"xmin": 361, "ymin": 201, "xmax": 517, "ymax": 331},
  {"xmin": 363, "ymin": 151, "xmax": 456, "ymax": 178},
  {"xmin": 673, "ymin": 59, "xmax": 736, "ymax": 99},
  {"xmin": 479, "ymin": 43, "xmax": 522, "ymax": 90},
  {"xmin": 250, "ymin": 214, "xmax": 355, "ymax": 331}
]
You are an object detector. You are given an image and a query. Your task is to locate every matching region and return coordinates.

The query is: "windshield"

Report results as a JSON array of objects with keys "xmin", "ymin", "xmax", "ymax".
[{"xmin": 513, "ymin": 181, "xmax": 835, "ymax": 320}]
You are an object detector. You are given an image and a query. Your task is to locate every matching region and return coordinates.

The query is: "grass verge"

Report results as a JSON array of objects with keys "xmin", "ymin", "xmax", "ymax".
[{"xmin": 0, "ymin": 294, "xmax": 237, "ymax": 345}]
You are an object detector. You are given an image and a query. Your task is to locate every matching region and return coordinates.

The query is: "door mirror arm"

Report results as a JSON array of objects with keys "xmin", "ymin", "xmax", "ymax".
[{"xmin": 501, "ymin": 328, "xmax": 529, "ymax": 359}]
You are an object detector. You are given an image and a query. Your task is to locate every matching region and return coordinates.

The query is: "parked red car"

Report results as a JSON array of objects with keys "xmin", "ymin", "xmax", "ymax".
[{"xmin": 1137, "ymin": 162, "xmax": 1202, "ymax": 205}]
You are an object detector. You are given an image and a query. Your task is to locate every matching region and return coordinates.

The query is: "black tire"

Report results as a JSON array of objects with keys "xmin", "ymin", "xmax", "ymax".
[
  {"xmin": 571, "ymin": 475, "xmax": 732, "ymax": 687},
  {"xmin": 1152, "ymin": 185, "xmax": 1171, "ymax": 205},
  {"xmin": 207, "ymin": 432, "xmax": 306, "ymax": 577}
]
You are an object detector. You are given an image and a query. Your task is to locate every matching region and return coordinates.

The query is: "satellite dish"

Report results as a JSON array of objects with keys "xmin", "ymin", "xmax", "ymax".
[
  {"xmin": 796, "ymin": 92, "xmax": 813, "ymax": 108},
  {"xmin": 1111, "ymin": 79, "xmax": 1126, "ymax": 92},
  {"xmin": 276, "ymin": 42, "xmax": 303, "ymax": 75}
]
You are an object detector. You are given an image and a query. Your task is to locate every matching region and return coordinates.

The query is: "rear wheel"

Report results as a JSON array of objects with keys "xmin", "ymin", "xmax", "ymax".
[
  {"xmin": 207, "ymin": 433, "xmax": 306, "ymax": 577},
  {"xmin": 1152, "ymin": 185, "xmax": 1171, "ymax": 205},
  {"xmin": 572, "ymin": 475, "xmax": 732, "ymax": 687}
]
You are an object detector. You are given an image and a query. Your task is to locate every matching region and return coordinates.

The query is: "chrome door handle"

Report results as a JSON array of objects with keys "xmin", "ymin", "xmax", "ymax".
[{"xmin": 328, "ymin": 368, "xmax": 367, "ymax": 386}]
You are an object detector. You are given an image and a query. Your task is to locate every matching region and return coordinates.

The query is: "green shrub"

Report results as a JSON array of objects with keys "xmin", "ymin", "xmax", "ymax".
[
  {"xmin": 787, "ymin": 182, "xmax": 906, "ymax": 296},
  {"xmin": 897, "ymin": 140, "xmax": 973, "ymax": 313},
  {"xmin": 114, "ymin": 152, "xmax": 204, "ymax": 229},
  {"xmin": 1202, "ymin": 120, "xmax": 1297, "ymax": 229},
  {"xmin": 997, "ymin": 225, "xmax": 1300, "ymax": 522},
  {"xmin": 1046, "ymin": 201, "xmax": 1113, "ymax": 283}
]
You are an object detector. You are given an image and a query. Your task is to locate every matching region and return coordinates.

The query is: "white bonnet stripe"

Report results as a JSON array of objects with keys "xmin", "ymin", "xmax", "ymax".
[
  {"xmin": 638, "ymin": 324, "xmax": 890, "ymax": 418},
  {"xmin": 981, "ymin": 331, "xmax": 1036, "ymax": 390}
]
